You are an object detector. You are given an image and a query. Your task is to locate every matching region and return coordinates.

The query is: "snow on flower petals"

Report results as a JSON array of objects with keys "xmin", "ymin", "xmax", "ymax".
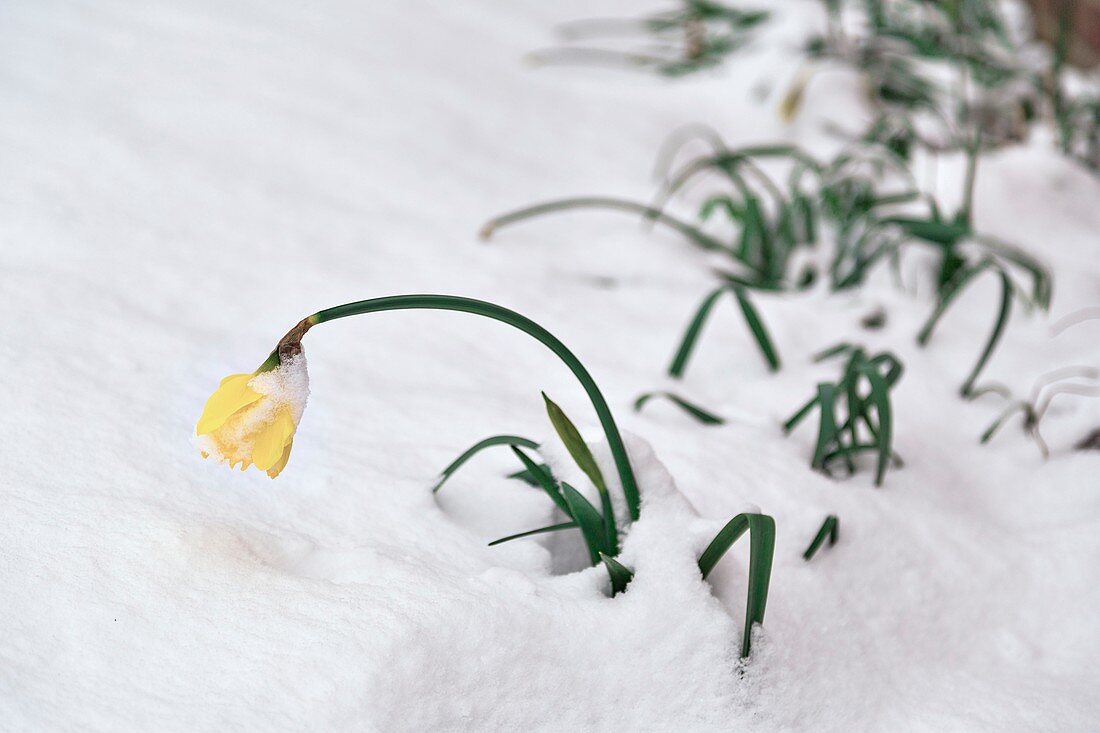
[{"xmin": 195, "ymin": 355, "xmax": 310, "ymax": 478}]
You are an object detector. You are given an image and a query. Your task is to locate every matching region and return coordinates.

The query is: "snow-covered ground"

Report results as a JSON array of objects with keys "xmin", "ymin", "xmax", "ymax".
[{"xmin": 2, "ymin": 1, "xmax": 1099, "ymax": 730}]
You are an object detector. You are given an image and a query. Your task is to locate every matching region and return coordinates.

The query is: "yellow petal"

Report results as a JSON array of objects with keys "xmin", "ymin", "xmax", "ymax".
[
  {"xmin": 266, "ymin": 439, "xmax": 294, "ymax": 478},
  {"xmin": 196, "ymin": 373, "xmax": 263, "ymax": 435},
  {"xmin": 251, "ymin": 410, "xmax": 296, "ymax": 472},
  {"xmin": 199, "ymin": 411, "xmax": 252, "ymax": 469}
]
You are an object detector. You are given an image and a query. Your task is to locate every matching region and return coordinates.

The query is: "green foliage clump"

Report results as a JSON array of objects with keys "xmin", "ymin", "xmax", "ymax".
[
  {"xmin": 437, "ymin": 395, "xmax": 777, "ymax": 658},
  {"xmin": 785, "ymin": 344, "xmax": 903, "ymax": 487}
]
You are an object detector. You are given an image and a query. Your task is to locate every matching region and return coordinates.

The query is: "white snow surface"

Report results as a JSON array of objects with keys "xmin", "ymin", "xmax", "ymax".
[{"xmin": 2, "ymin": 1, "xmax": 1099, "ymax": 730}]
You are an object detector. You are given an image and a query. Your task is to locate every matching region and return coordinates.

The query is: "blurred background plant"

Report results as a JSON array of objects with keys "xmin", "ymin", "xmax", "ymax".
[
  {"xmin": 784, "ymin": 344, "xmax": 904, "ymax": 486},
  {"xmin": 528, "ymin": 1, "xmax": 769, "ymax": 76},
  {"xmin": 486, "ymin": 0, "xmax": 1086, "ymax": 459}
]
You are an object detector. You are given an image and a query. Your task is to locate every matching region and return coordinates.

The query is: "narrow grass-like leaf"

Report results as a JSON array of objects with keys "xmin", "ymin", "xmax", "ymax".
[
  {"xmin": 599, "ymin": 552, "xmax": 634, "ymax": 596},
  {"xmin": 868, "ymin": 353, "xmax": 904, "ymax": 387},
  {"xmin": 507, "ymin": 463, "xmax": 552, "ymax": 487},
  {"xmin": 783, "ymin": 391, "xmax": 818, "ymax": 434},
  {"xmin": 729, "ymin": 144, "xmax": 804, "ymax": 159},
  {"xmin": 669, "ymin": 288, "xmax": 724, "ymax": 378},
  {"xmin": 802, "ymin": 515, "xmax": 839, "ymax": 561},
  {"xmin": 885, "ymin": 216, "xmax": 969, "ymax": 245},
  {"xmin": 652, "ymin": 123, "xmax": 726, "ymax": 181},
  {"xmin": 697, "ymin": 512, "xmax": 776, "ymax": 658},
  {"xmin": 916, "ymin": 261, "xmax": 989, "ymax": 346},
  {"xmin": 980, "ymin": 403, "xmax": 1030, "ymax": 444},
  {"xmin": 732, "ymin": 285, "xmax": 781, "ymax": 371},
  {"xmin": 714, "ymin": 269, "xmax": 784, "ymax": 292},
  {"xmin": 543, "ymin": 393, "xmax": 618, "ymax": 554},
  {"xmin": 969, "ymin": 383, "xmax": 1013, "ymax": 400},
  {"xmin": 961, "ymin": 270, "xmax": 1013, "ymax": 398},
  {"xmin": 527, "ymin": 5, "xmax": 770, "ymax": 78},
  {"xmin": 488, "ymin": 521, "xmax": 578, "ymax": 547},
  {"xmin": 434, "ymin": 435, "xmax": 539, "ymax": 492},
  {"xmin": 839, "ymin": 348, "xmax": 865, "ymax": 470},
  {"xmin": 669, "ymin": 286, "xmax": 781, "ymax": 377},
  {"xmin": 633, "ymin": 391, "xmax": 726, "ymax": 425},
  {"xmin": 479, "ymin": 196, "xmax": 730, "ymax": 253},
  {"xmin": 859, "ymin": 366, "xmax": 893, "ymax": 487},
  {"xmin": 738, "ymin": 197, "xmax": 768, "ymax": 273},
  {"xmin": 543, "ymin": 393, "xmax": 608, "ymax": 495},
  {"xmin": 560, "ymin": 481, "xmax": 608, "ymax": 566},
  {"xmin": 987, "ymin": 240, "xmax": 1052, "ymax": 309},
  {"xmin": 813, "ymin": 342, "xmax": 853, "ymax": 362},
  {"xmin": 510, "ymin": 446, "xmax": 570, "ymax": 516},
  {"xmin": 1034, "ymin": 383, "xmax": 1100, "ymax": 422},
  {"xmin": 700, "ymin": 194, "xmax": 744, "ymax": 225},
  {"xmin": 811, "ymin": 383, "xmax": 841, "ymax": 470},
  {"xmin": 698, "ymin": 514, "xmax": 749, "ymax": 579}
]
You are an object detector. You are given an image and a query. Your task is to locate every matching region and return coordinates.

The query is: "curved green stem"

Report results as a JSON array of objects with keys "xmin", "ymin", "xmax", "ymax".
[
  {"xmin": 269, "ymin": 294, "xmax": 641, "ymax": 521},
  {"xmin": 480, "ymin": 196, "xmax": 731, "ymax": 254}
]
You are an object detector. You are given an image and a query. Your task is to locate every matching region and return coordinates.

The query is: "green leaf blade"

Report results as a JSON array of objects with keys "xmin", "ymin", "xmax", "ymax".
[
  {"xmin": 697, "ymin": 512, "xmax": 776, "ymax": 658},
  {"xmin": 560, "ymin": 481, "xmax": 609, "ymax": 566},
  {"xmin": 961, "ymin": 270, "xmax": 1013, "ymax": 398},
  {"xmin": 668, "ymin": 288, "xmax": 726, "ymax": 378},
  {"xmin": 434, "ymin": 435, "xmax": 539, "ymax": 492},
  {"xmin": 543, "ymin": 393, "xmax": 608, "ymax": 495},
  {"xmin": 599, "ymin": 552, "xmax": 634, "ymax": 596},
  {"xmin": 633, "ymin": 392, "xmax": 726, "ymax": 425},
  {"xmin": 510, "ymin": 446, "xmax": 570, "ymax": 516},
  {"xmin": 860, "ymin": 366, "xmax": 894, "ymax": 487},
  {"xmin": 489, "ymin": 521, "xmax": 578, "ymax": 547},
  {"xmin": 732, "ymin": 285, "xmax": 781, "ymax": 371},
  {"xmin": 802, "ymin": 515, "xmax": 839, "ymax": 561},
  {"xmin": 543, "ymin": 393, "xmax": 618, "ymax": 554}
]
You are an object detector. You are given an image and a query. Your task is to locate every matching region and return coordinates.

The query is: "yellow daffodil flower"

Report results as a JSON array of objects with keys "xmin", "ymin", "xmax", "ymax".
[{"xmin": 195, "ymin": 355, "xmax": 309, "ymax": 478}]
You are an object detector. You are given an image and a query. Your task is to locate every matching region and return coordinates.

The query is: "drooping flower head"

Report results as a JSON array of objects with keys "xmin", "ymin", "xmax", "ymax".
[
  {"xmin": 191, "ymin": 296, "xmax": 640, "ymax": 519},
  {"xmin": 196, "ymin": 318, "xmax": 314, "ymax": 478}
]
